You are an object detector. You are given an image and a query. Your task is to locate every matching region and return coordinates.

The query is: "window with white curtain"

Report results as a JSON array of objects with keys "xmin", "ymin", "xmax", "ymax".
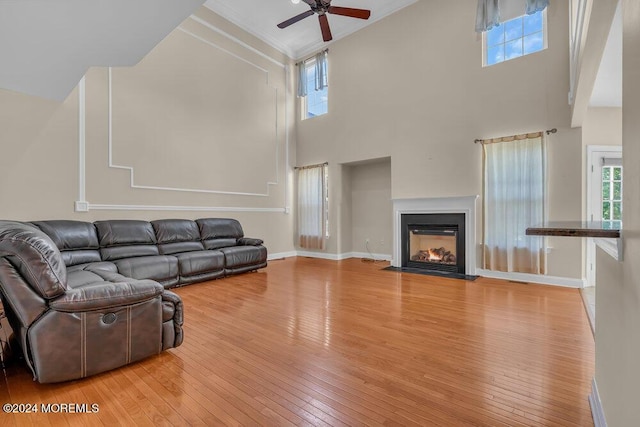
[
  {"xmin": 483, "ymin": 134, "xmax": 546, "ymax": 274},
  {"xmin": 297, "ymin": 163, "xmax": 328, "ymax": 250}
]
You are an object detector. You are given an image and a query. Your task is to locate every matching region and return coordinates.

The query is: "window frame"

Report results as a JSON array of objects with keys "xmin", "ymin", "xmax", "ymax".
[{"xmin": 482, "ymin": 9, "xmax": 548, "ymax": 67}]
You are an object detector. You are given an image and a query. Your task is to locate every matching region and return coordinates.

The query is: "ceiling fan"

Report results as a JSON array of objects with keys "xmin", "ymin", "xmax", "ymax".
[{"xmin": 277, "ymin": 0, "xmax": 371, "ymax": 42}]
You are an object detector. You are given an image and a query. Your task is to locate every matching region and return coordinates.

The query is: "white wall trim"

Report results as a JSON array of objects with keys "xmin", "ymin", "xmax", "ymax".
[
  {"xmin": 77, "ymin": 17, "xmax": 291, "ymax": 213},
  {"xmin": 293, "ymin": 251, "xmax": 392, "ymax": 261},
  {"xmin": 86, "ymin": 204, "xmax": 286, "ymax": 213},
  {"xmin": 589, "ymin": 378, "xmax": 608, "ymax": 427},
  {"xmin": 107, "ymin": 45, "xmax": 279, "ymax": 197},
  {"xmin": 267, "ymin": 251, "xmax": 297, "ymax": 260},
  {"xmin": 349, "ymin": 252, "xmax": 393, "ymax": 261},
  {"xmin": 585, "ymin": 145, "xmax": 623, "ymax": 283},
  {"xmin": 77, "ymin": 76, "xmax": 86, "ymax": 204},
  {"xmin": 189, "ymin": 15, "xmax": 287, "ymax": 67},
  {"xmin": 476, "ymin": 269, "xmax": 586, "ymax": 288}
]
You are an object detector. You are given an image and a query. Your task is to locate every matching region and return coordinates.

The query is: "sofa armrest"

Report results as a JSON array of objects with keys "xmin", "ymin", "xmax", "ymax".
[
  {"xmin": 238, "ymin": 237, "xmax": 263, "ymax": 246},
  {"xmin": 49, "ymin": 280, "xmax": 163, "ymax": 312}
]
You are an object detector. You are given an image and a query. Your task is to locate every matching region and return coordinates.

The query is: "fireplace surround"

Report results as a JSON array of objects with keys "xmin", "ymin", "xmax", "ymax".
[{"xmin": 392, "ymin": 196, "xmax": 478, "ymax": 276}]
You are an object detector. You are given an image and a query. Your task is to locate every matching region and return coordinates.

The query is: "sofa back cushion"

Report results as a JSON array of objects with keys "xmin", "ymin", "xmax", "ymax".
[
  {"xmin": 196, "ymin": 218, "xmax": 243, "ymax": 250},
  {"xmin": 151, "ymin": 219, "xmax": 204, "ymax": 255},
  {"xmin": 0, "ymin": 221, "xmax": 67, "ymax": 299},
  {"xmin": 31, "ymin": 220, "xmax": 101, "ymax": 267},
  {"xmin": 94, "ymin": 220, "xmax": 159, "ymax": 261}
]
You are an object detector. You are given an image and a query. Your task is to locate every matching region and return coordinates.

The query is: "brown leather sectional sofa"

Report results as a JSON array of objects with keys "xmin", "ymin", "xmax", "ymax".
[{"xmin": 0, "ymin": 218, "xmax": 267, "ymax": 383}]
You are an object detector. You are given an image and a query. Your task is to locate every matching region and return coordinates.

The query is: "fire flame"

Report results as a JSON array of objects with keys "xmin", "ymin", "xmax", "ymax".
[{"xmin": 427, "ymin": 249, "xmax": 442, "ymax": 261}]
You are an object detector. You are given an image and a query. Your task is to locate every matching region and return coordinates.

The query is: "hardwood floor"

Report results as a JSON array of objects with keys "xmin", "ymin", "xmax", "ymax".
[{"xmin": 0, "ymin": 257, "xmax": 594, "ymax": 426}]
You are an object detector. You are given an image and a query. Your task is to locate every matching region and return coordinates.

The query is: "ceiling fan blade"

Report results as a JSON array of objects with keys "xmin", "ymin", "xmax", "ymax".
[
  {"xmin": 277, "ymin": 10, "xmax": 315, "ymax": 29},
  {"xmin": 327, "ymin": 6, "xmax": 371, "ymax": 20},
  {"xmin": 319, "ymin": 14, "xmax": 332, "ymax": 42}
]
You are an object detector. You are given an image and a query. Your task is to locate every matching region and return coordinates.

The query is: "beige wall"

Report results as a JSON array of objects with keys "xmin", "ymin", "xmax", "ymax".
[
  {"xmin": 583, "ymin": 107, "xmax": 623, "ymax": 146},
  {"xmin": 349, "ymin": 159, "xmax": 392, "ymax": 255},
  {"xmin": 295, "ymin": 1, "xmax": 583, "ymax": 279},
  {"xmin": 596, "ymin": 1, "xmax": 640, "ymax": 425},
  {"xmin": 0, "ymin": 7, "xmax": 296, "ymax": 256}
]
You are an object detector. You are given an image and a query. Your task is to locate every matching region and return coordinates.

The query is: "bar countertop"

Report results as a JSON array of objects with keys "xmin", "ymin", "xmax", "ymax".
[{"xmin": 525, "ymin": 221, "xmax": 621, "ymax": 238}]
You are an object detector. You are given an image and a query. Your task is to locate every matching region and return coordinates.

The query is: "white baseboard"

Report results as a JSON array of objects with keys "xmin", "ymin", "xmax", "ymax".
[
  {"xmin": 348, "ymin": 252, "xmax": 393, "ymax": 261},
  {"xmin": 267, "ymin": 251, "xmax": 297, "ymax": 260},
  {"xmin": 589, "ymin": 379, "xmax": 608, "ymax": 427},
  {"xmin": 278, "ymin": 251, "xmax": 392, "ymax": 261},
  {"xmin": 476, "ymin": 269, "xmax": 586, "ymax": 288}
]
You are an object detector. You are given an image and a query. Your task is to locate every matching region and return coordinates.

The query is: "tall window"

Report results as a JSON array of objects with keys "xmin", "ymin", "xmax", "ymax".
[
  {"xmin": 297, "ymin": 163, "xmax": 328, "ymax": 250},
  {"xmin": 483, "ymin": 134, "xmax": 546, "ymax": 274},
  {"xmin": 297, "ymin": 51, "xmax": 328, "ymax": 119},
  {"xmin": 484, "ymin": 10, "xmax": 546, "ymax": 66}
]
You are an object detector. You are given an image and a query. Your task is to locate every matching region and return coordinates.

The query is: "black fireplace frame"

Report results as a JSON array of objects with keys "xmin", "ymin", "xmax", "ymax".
[{"xmin": 401, "ymin": 213, "xmax": 466, "ymax": 275}]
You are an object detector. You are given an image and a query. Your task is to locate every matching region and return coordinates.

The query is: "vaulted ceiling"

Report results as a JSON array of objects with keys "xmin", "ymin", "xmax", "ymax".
[
  {"xmin": 203, "ymin": 0, "xmax": 417, "ymax": 60},
  {"xmin": 0, "ymin": 0, "xmax": 620, "ymax": 107}
]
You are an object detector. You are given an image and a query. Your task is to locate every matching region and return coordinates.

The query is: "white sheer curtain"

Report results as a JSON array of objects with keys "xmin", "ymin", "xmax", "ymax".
[
  {"xmin": 297, "ymin": 164, "xmax": 328, "ymax": 250},
  {"xmin": 483, "ymin": 135, "xmax": 546, "ymax": 274}
]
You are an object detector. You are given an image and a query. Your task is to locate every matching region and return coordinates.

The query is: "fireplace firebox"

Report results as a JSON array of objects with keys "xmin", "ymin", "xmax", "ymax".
[{"xmin": 401, "ymin": 213, "xmax": 466, "ymax": 275}]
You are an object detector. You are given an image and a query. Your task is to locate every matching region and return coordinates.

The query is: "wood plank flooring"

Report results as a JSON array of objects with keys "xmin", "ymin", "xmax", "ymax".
[{"xmin": 0, "ymin": 257, "xmax": 595, "ymax": 426}]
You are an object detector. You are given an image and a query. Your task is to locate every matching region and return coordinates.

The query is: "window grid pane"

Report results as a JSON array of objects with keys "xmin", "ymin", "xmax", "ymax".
[{"xmin": 484, "ymin": 11, "xmax": 545, "ymax": 66}]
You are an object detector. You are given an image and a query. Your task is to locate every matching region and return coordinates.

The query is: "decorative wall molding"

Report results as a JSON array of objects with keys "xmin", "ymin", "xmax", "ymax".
[
  {"xmin": 188, "ymin": 15, "xmax": 286, "ymax": 68},
  {"xmin": 87, "ymin": 204, "xmax": 286, "ymax": 213},
  {"xmin": 476, "ymin": 269, "xmax": 586, "ymax": 288},
  {"xmin": 589, "ymin": 378, "xmax": 608, "ymax": 427},
  {"xmin": 76, "ymin": 17, "xmax": 291, "ymax": 213}
]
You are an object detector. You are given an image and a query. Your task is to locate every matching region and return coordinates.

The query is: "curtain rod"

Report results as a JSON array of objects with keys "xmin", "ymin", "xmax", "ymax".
[
  {"xmin": 294, "ymin": 162, "xmax": 328, "ymax": 170},
  {"xmin": 296, "ymin": 49, "xmax": 329, "ymax": 66},
  {"xmin": 474, "ymin": 128, "xmax": 557, "ymax": 144}
]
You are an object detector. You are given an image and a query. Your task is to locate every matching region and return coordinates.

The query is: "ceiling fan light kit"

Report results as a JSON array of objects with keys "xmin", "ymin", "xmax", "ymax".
[{"xmin": 277, "ymin": 0, "xmax": 371, "ymax": 42}]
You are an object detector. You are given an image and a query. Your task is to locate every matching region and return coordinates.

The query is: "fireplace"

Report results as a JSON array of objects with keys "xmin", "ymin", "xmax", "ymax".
[
  {"xmin": 392, "ymin": 196, "xmax": 478, "ymax": 276},
  {"xmin": 401, "ymin": 213, "xmax": 465, "ymax": 274}
]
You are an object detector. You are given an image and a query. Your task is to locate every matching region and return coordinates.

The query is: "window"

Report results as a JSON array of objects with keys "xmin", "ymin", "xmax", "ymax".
[
  {"xmin": 602, "ymin": 163, "xmax": 623, "ymax": 228},
  {"xmin": 484, "ymin": 10, "xmax": 546, "ymax": 66},
  {"xmin": 298, "ymin": 51, "xmax": 328, "ymax": 119}
]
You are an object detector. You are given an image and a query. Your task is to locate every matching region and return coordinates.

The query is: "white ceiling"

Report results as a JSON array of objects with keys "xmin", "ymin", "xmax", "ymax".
[
  {"xmin": 203, "ymin": 0, "xmax": 417, "ymax": 60},
  {"xmin": 0, "ymin": 0, "xmax": 205, "ymax": 101},
  {"xmin": 590, "ymin": 1, "xmax": 622, "ymax": 107}
]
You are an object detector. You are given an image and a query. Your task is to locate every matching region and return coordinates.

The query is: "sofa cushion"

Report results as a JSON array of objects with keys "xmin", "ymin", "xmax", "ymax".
[
  {"xmin": 219, "ymin": 245, "xmax": 267, "ymax": 269},
  {"xmin": 175, "ymin": 250, "xmax": 224, "ymax": 277},
  {"xmin": 95, "ymin": 220, "xmax": 159, "ymax": 261},
  {"xmin": 152, "ymin": 219, "xmax": 200, "ymax": 243},
  {"xmin": 0, "ymin": 221, "xmax": 67, "ymax": 299},
  {"xmin": 202, "ymin": 238, "xmax": 237, "ymax": 250},
  {"xmin": 113, "ymin": 256, "xmax": 178, "ymax": 284},
  {"xmin": 31, "ymin": 220, "xmax": 101, "ymax": 267},
  {"xmin": 197, "ymin": 218, "xmax": 244, "ymax": 240},
  {"xmin": 153, "ymin": 218, "xmax": 205, "ymax": 254}
]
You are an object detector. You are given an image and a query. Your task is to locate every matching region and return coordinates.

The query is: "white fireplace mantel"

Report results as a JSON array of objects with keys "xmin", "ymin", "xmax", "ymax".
[{"xmin": 392, "ymin": 196, "xmax": 479, "ymax": 275}]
